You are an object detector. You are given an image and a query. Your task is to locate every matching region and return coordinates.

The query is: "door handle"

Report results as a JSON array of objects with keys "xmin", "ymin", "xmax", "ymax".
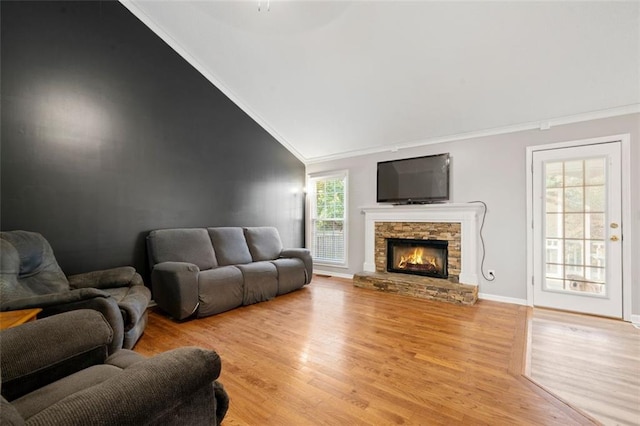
[
  {"xmin": 610, "ymin": 235, "xmax": 619, "ymax": 242},
  {"xmin": 610, "ymin": 223, "xmax": 619, "ymax": 229}
]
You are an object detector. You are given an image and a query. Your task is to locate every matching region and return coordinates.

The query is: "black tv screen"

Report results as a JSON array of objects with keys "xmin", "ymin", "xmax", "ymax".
[{"xmin": 377, "ymin": 153, "xmax": 450, "ymax": 204}]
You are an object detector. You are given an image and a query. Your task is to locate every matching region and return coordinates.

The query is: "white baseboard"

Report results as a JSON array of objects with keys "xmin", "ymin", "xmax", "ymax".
[
  {"xmin": 314, "ymin": 270, "xmax": 354, "ymax": 280},
  {"xmin": 631, "ymin": 314, "xmax": 640, "ymax": 328},
  {"xmin": 478, "ymin": 293, "xmax": 529, "ymax": 306}
]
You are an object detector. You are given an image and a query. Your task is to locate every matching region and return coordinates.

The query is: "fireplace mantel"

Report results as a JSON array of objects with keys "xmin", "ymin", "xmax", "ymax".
[{"xmin": 360, "ymin": 203, "xmax": 484, "ymax": 285}]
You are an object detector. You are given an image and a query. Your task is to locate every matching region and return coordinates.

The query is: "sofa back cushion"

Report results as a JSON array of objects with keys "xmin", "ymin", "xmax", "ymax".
[
  {"xmin": 207, "ymin": 228, "xmax": 252, "ymax": 266},
  {"xmin": 243, "ymin": 227, "xmax": 283, "ymax": 261},
  {"xmin": 0, "ymin": 239, "xmax": 34, "ymax": 302},
  {"xmin": 0, "ymin": 231, "xmax": 69, "ymax": 297},
  {"xmin": 147, "ymin": 229, "xmax": 217, "ymax": 270}
]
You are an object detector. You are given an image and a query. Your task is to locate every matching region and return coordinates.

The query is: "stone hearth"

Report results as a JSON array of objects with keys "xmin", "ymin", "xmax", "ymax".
[
  {"xmin": 353, "ymin": 271, "xmax": 478, "ymax": 305},
  {"xmin": 354, "ymin": 204, "xmax": 483, "ymax": 305}
]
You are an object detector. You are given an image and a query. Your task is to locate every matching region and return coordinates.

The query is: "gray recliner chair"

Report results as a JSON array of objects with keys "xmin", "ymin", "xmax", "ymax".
[
  {"xmin": 0, "ymin": 309, "xmax": 229, "ymax": 425},
  {"xmin": 0, "ymin": 230, "xmax": 151, "ymax": 352}
]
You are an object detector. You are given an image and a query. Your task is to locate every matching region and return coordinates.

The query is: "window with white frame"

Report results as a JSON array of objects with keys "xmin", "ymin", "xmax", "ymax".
[{"xmin": 308, "ymin": 171, "xmax": 348, "ymax": 266}]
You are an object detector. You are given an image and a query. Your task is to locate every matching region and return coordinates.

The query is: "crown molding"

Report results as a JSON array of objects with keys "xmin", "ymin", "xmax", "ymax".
[{"xmin": 305, "ymin": 104, "xmax": 640, "ymax": 164}]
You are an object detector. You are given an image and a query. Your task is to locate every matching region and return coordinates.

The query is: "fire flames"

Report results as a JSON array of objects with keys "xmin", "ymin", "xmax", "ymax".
[{"xmin": 397, "ymin": 247, "xmax": 438, "ymax": 271}]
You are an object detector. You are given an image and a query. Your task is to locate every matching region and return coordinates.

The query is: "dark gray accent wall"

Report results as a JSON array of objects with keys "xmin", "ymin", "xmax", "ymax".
[{"xmin": 1, "ymin": 1, "xmax": 306, "ymax": 280}]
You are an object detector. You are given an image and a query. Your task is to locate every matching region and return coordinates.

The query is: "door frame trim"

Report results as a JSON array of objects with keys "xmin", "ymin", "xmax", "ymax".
[{"xmin": 526, "ymin": 134, "xmax": 632, "ymax": 321}]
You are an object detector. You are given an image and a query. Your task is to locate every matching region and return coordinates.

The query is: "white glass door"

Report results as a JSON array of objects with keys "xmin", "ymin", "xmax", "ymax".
[{"xmin": 532, "ymin": 142, "xmax": 622, "ymax": 318}]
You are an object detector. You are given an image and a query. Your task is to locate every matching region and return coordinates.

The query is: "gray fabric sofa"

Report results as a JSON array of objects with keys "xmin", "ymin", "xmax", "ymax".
[
  {"xmin": 0, "ymin": 230, "xmax": 151, "ymax": 352},
  {"xmin": 147, "ymin": 226, "xmax": 312, "ymax": 320},
  {"xmin": 0, "ymin": 309, "xmax": 229, "ymax": 425}
]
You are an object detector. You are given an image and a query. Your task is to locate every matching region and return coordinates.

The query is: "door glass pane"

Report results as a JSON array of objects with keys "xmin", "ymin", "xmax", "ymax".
[
  {"xmin": 546, "ymin": 238, "xmax": 562, "ymax": 264},
  {"xmin": 564, "ymin": 161, "xmax": 583, "ymax": 186},
  {"xmin": 543, "ymin": 157, "xmax": 607, "ymax": 297},
  {"xmin": 564, "ymin": 214, "xmax": 584, "ymax": 239},
  {"xmin": 588, "ymin": 241, "xmax": 605, "ymax": 267},
  {"xmin": 585, "ymin": 158, "xmax": 605, "ymax": 185},
  {"xmin": 546, "ymin": 263, "xmax": 563, "ymax": 279},
  {"xmin": 586, "ymin": 213, "xmax": 605, "ymax": 239},
  {"xmin": 565, "ymin": 264, "xmax": 584, "ymax": 278},
  {"xmin": 585, "ymin": 186, "xmax": 605, "ymax": 212},
  {"xmin": 564, "ymin": 240, "xmax": 583, "ymax": 265},
  {"xmin": 566, "ymin": 275, "xmax": 604, "ymax": 294},
  {"xmin": 584, "ymin": 267, "xmax": 605, "ymax": 284},
  {"xmin": 545, "ymin": 214, "xmax": 562, "ymax": 238},
  {"xmin": 564, "ymin": 187, "xmax": 583, "ymax": 212},
  {"xmin": 546, "ymin": 188, "xmax": 563, "ymax": 212},
  {"xmin": 545, "ymin": 163, "xmax": 563, "ymax": 188}
]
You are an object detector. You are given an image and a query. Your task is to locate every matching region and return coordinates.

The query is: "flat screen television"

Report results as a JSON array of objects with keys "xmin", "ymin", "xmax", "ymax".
[{"xmin": 377, "ymin": 153, "xmax": 450, "ymax": 204}]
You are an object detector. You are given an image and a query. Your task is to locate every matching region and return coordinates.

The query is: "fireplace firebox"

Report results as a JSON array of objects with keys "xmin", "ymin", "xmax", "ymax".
[{"xmin": 386, "ymin": 238, "xmax": 448, "ymax": 279}]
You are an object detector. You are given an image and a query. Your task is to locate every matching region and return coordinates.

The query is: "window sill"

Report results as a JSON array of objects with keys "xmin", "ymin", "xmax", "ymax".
[{"xmin": 314, "ymin": 261, "xmax": 349, "ymax": 269}]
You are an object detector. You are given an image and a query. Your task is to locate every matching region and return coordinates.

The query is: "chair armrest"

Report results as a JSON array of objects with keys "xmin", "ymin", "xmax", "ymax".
[
  {"xmin": 151, "ymin": 262, "xmax": 200, "ymax": 320},
  {"xmin": 0, "ymin": 288, "xmax": 111, "ymax": 311},
  {"xmin": 0, "ymin": 310, "xmax": 113, "ymax": 401},
  {"xmin": 1, "ymin": 290, "xmax": 125, "ymax": 355},
  {"xmin": 281, "ymin": 248, "xmax": 313, "ymax": 284},
  {"xmin": 68, "ymin": 266, "xmax": 143, "ymax": 290},
  {"xmin": 27, "ymin": 347, "xmax": 222, "ymax": 426}
]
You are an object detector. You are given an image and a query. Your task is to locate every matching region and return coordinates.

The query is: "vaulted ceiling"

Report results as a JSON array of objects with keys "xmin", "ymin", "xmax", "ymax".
[{"xmin": 122, "ymin": 1, "xmax": 640, "ymax": 164}]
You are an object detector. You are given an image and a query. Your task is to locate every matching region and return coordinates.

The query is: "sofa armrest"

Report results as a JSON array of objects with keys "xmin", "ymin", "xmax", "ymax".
[
  {"xmin": 68, "ymin": 266, "xmax": 144, "ymax": 290},
  {"xmin": 26, "ymin": 347, "xmax": 223, "ymax": 426},
  {"xmin": 0, "ymin": 310, "xmax": 113, "ymax": 401},
  {"xmin": 281, "ymin": 248, "xmax": 313, "ymax": 284},
  {"xmin": 114, "ymin": 285, "xmax": 151, "ymax": 332},
  {"xmin": 151, "ymin": 262, "xmax": 200, "ymax": 320}
]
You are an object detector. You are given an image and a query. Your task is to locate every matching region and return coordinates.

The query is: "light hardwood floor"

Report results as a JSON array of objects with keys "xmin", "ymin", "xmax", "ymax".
[
  {"xmin": 135, "ymin": 276, "xmax": 595, "ymax": 425},
  {"xmin": 528, "ymin": 308, "xmax": 640, "ymax": 426}
]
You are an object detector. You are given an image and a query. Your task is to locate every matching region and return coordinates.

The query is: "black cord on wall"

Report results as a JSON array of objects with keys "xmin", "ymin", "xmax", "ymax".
[{"xmin": 467, "ymin": 200, "xmax": 495, "ymax": 282}]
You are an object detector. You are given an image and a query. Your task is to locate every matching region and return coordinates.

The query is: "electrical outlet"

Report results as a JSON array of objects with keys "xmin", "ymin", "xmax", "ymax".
[{"xmin": 488, "ymin": 269, "xmax": 496, "ymax": 279}]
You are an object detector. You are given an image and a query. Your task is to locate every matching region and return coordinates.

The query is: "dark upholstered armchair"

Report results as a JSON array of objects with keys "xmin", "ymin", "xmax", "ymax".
[
  {"xmin": 0, "ymin": 230, "xmax": 150, "ymax": 352},
  {"xmin": 0, "ymin": 310, "xmax": 229, "ymax": 425}
]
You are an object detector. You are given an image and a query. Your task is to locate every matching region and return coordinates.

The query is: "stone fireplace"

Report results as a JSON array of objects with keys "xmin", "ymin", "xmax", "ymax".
[
  {"xmin": 386, "ymin": 237, "xmax": 448, "ymax": 278},
  {"xmin": 375, "ymin": 221, "xmax": 460, "ymax": 281},
  {"xmin": 353, "ymin": 204, "xmax": 483, "ymax": 305}
]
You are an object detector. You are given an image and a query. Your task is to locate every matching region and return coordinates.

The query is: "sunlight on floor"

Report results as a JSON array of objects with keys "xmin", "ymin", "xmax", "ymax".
[{"xmin": 528, "ymin": 309, "xmax": 640, "ymax": 426}]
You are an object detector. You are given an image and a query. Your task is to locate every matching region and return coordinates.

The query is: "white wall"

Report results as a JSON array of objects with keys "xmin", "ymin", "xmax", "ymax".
[{"xmin": 306, "ymin": 114, "xmax": 640, "ymax": 313}]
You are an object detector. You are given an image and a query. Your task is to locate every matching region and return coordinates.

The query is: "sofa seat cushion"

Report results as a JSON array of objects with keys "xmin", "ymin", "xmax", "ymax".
[
  {"xmin": 12, "ymin": 364, "xmax": 122, "ymax": 420},
  {"xmin": 105, "ymin": 349, "xmax": 145, "ymax": 369},
  {"xmin": 235, "ymin": 262, "xmax": 277, "ymax": 305},
  {"xmin": 198, "ymin": 266, "xmax": 243, "ymax": 317},
  {"xmin": 272, "ymin": 258, "xmax": 307, "ymax": 295},
  {"xmin": 148, "ymin": 229, "xmax": 218, "ymax": 271},
  {"xmin": 208, "ymin": 228, "xmax": 253, "ymax": 266},
  {"xmin": 243, "ymin": 227, "xmax": 283, "ymax": 261},
  {"xmin": 1, "ymin": 396, "xmax": 24, "ymax": 425}
]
